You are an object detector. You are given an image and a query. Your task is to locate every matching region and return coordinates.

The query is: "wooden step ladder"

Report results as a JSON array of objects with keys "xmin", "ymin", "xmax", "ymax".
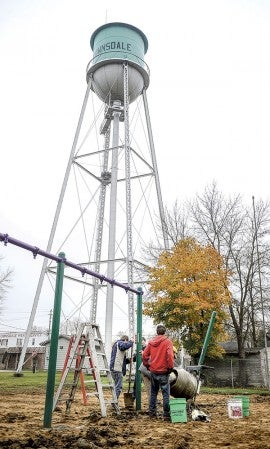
[{"xmin": 52, "ymin": 323, "xmax": 120, "ymax": 417}]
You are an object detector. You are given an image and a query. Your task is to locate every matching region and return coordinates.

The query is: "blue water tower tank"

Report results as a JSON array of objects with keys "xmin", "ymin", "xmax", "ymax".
[{"xmin": 86, "ymin": 22, "xmax": 149, "ymax": 104}]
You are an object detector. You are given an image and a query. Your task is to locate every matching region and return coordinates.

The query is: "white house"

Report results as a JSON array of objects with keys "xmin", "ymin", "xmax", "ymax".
[
  {"xmin": 41, "ymin": 334, "xmax": 71, "ymax": 370},
  {"xmin": 0, "ymin": 330, "xmax": 48, "ymax": 370},
  {"xmin": 0, "ymin": 330, "xmax": 48, "ymax": 348},
  {"xmin": 41, "ymin": 335, "xmax": 106, "ymax": 371}
]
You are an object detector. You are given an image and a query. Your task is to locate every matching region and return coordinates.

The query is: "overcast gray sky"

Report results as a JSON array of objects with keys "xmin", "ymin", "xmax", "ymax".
[{"xmin": 1, "ymin": 0, "xmax": 270, "ymax": 335}]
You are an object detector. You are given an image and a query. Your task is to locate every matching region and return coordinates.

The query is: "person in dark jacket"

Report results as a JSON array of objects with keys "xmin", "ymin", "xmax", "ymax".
[
  {"xmin": 110, "ymin": 335, "xmax": 133, "ymax": 399},
  {"xmin": 142, "ymin": 324, "xmax": 174, "ymax": 420}
]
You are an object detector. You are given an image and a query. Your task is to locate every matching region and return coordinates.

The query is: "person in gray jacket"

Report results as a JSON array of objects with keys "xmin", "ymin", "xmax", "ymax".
[
  {"xmin": 139, "ymin": 362, "xmax": 151, "ymax": 401},
  {"xmin": 110, "ymin": 335, "xmax": 134, "ymax": 399}
]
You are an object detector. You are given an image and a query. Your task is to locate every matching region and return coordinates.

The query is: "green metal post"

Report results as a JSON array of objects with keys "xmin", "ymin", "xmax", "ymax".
[
  {"xmin": 135, "ymin": 287, "xmax": 143, "ymax": 410},
  {"xmin": 198, "ymin": 311, "xmax": 217, "ymax": 366},
  {"xmin": 43, "ymin": 253, "xmax": 65, "ymax": 428}
]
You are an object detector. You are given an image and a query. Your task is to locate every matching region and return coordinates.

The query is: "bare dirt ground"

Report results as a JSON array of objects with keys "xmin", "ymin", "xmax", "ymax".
[{"xmin": 0, "ymin": 389, "xmax": 269, "ymax": 449}]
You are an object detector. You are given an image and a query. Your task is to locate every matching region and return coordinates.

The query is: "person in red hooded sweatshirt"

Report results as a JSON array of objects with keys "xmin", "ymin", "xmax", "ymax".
[{"xmin": 142, "ymin": 324, "xmax": 174, "ymax": 421}]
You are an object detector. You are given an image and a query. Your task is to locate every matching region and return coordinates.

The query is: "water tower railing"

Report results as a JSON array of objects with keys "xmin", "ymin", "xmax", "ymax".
[{"xmin": 86, "ymin": 51, "xmax": 150, "ymax": 77}]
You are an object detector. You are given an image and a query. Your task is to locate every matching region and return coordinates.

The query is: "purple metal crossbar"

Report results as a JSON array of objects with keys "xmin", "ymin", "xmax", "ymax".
[{"xmin": 0, "ymin": 233, "xmax": 140, "ymax": 295}]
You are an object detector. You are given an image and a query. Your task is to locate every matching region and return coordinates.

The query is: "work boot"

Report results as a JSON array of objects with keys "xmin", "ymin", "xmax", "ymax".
[{"xmin": 163, "ymin": 416, "xmax": 171, "ymax": 422}]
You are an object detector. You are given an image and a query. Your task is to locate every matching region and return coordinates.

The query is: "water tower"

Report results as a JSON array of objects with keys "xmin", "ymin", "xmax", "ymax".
[
  {"xmin": 87, "ymin": 22, "xmax": 149, "ymax": 103},
  {"xmin": 17, "ymin": 22, "xmax": 169, "ymax": 371}
]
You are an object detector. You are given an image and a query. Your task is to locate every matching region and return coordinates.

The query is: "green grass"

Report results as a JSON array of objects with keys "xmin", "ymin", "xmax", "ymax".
[
  {"xmin": 0, "ymin": 370, "xmax": 53, "ymax": 393},
  {"xmin": 200, "ymin": 386, "xmax": 270, "ymax": 396},
  {"xmin": 0, "ymin": 371, "xmax": 269, "ymax": 396},
  {"xmin": 0, "ymin": 370, "xmax": 115, "ymax": 394}
]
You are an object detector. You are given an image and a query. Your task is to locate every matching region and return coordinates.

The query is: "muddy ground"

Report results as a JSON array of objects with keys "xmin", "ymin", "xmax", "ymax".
[{"xmin": 0, "ymin": 389, "xmax": 269, "ymax": 449}]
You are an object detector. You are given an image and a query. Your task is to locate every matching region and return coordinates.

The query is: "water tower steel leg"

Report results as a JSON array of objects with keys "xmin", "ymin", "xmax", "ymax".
[
  {"xmin": 16, "ymin": 80, "xmax": 92, "ymax": 374},
  {"xmin": 123, "ymin": 63, "xmax": 135, "ymax": 338},
  {"xmin": 91, "ymin": 128, "xmax": 111, "ymax": 323},
  {"xmin": 142, "ymin": 89, "xmax": 169, "ymax": 250},
  {"xmin": 105, "ymin": 103, "xmax": 121, "ymax": 356}
]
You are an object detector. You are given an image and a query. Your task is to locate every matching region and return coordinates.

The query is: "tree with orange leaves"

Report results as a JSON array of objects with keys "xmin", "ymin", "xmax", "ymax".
[{"xmin": 144, "ymin": 238, "xmax": 231, "ymax": 358}]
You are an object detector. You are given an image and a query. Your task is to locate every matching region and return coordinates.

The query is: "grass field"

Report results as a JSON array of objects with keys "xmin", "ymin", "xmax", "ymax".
[{"xmin": 1, "ymin": 370, "xmax": 269, "ymax": 396}]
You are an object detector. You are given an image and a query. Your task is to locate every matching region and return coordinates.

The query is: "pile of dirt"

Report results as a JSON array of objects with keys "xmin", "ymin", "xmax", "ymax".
[{"xmin": 0, "ymin": 390, "xmax": 269, "ymax": 448}]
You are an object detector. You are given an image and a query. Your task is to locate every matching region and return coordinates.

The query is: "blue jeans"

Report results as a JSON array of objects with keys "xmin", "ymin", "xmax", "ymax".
[
  {"xmin": 149, "ymin": 372, "xmax": 170, "ymax": 417},
  {"xmin": 111, "ymin": 370, "xmax": 123, "ymax": 398}
]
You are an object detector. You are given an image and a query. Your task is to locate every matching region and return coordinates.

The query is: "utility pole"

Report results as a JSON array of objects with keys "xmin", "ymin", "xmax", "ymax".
[
  {"xmin": 48, "ymin": 309, "xmax": 53, "ymax": 335},
  {"xmin": 252, "ymin": 196, "xmax": 270, "ymax": 389}
]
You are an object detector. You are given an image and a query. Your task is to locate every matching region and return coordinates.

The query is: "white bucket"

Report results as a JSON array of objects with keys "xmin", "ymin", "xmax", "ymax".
[{"xmin": 227, "ymin": 399, "xmax": 243, "ymax": 419}]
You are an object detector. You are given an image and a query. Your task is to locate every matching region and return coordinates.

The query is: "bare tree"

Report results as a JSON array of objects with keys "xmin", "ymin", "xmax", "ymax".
[
  {"xmin": 59, "ymin": 317, "xmax": 85, "ymax": 335},
  {"xmin": 188, "ymin": 182, "xmax": 270, "ymax": 358},
  {"xmin": 145, "ymin": 201, "xmax": 190, "ymax": 264},
  {"xmin": 163, "ymin": 200, "xmax": 190, "ymax": 245},
  {"xmin": 0, "ymin": 256, "xmax": 13, "ymax": 314}
]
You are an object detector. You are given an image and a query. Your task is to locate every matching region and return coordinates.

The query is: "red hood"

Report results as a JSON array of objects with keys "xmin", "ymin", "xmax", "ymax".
[{"xmin": 148, "ymin": 335, "xmax": 168, "ymax": 347}]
